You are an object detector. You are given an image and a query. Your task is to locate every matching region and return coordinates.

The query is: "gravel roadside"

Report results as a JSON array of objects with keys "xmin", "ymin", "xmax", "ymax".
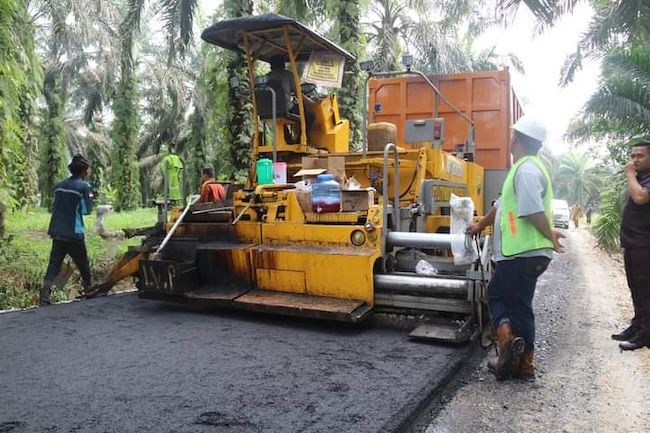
[{"xmin": 415, "ymin": 229, "xmax": 650, "ymax": 433}]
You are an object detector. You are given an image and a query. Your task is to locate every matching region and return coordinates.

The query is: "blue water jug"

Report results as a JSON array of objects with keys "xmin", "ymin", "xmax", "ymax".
[
  {"xmin": 312, "ymin": 174, "xmax": 340, "ymax": 213},
  {"xmin": 256, "ymin": 158, "xmax": 273, "ymax": 185}
]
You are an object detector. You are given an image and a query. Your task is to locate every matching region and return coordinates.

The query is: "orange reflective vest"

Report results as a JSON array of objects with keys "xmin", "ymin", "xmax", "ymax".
[{"xmin": 199, "ymin": 180, "xmax": 226, "ymax": 203}]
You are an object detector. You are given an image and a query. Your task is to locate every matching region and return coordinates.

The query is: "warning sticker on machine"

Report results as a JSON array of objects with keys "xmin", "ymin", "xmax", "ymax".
[{"xmin": 302, "ymin": 52, "xmax": 345, "ymax": 88}]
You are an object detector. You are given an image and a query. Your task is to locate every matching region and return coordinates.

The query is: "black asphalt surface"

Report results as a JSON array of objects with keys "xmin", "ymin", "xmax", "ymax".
[{"xmin": 0, "ymin": 295, "xmax": 470, "ymax": 433}]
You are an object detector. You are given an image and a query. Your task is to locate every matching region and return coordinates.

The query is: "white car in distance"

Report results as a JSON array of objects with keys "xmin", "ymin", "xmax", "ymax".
[{"xmin": 552, "ymin": 199, "xmax": 570, "ymax": 229}]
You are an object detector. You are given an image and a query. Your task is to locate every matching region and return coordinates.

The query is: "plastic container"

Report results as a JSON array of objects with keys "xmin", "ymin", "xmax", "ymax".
[
  {"xmin": 273, "ymin": 162, "xmax": 287, "ymax": 184},
  {"xmin": 256, "ymin": 158, "xmax": 273, "ymax": 185},
  {"xmin": 312, "ymin": 174, "xmax": 340, "ymax": 213}
]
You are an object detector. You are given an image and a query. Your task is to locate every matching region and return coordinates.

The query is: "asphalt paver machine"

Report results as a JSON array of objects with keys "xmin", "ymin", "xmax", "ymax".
[{"xmin": 91, "ymin": 13, "xmax": 522, "ymax": 343}]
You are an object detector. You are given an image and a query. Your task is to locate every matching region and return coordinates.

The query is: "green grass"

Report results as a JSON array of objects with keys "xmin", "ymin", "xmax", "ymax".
[{"xmin": 0, "ymin": 207, "xmax": 157, "ymax": 310}]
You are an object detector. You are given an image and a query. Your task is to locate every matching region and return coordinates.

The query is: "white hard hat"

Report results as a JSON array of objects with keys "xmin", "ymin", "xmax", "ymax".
[{"xmin": 512, "ymin": 115, "xmax": 547, "ymax": 143}]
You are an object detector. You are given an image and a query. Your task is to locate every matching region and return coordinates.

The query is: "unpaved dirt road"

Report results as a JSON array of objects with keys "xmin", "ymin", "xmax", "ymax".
[
  {"xmin": 0, "ymin": 292, "xmax": 471, "ymax": 433},
  {"xmin": 417, "ymin": 229, "xmax": 650, "ymax": 433}
]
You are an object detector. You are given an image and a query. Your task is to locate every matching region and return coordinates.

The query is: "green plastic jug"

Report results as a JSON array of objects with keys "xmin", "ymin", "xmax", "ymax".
[{"xmin": 256, "ymin": 158, "xmax": 274, "ymax": 185}]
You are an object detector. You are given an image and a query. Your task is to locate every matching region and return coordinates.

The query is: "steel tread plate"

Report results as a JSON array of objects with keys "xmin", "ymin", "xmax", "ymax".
[
  {"xmin": 408, "ymin": 323, "xmax": 472, "ymax": 344},
  {"xmin": 185, "ymin": 287, "xmax": 249, "ymax": 301},
  {"xmin": 234, "ymin": 289, "xmax": 371, "ymax": 322}
]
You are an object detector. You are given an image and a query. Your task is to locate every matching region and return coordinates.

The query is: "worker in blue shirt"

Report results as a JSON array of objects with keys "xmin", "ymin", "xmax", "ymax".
[{"xmin": 40, "ymin": 154, "xmax": 93, "ymax": 306}]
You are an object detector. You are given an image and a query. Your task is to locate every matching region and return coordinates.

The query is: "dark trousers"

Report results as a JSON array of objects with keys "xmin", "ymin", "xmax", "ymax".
[
  {"xmin": 42, "ymin": 239, "xmax": 91, "ymax": 297},
  {"xmin": 489, "ymin": 256, "xmax": 551, "ymax": 352},
  {"xmin": 624, "ymin": 248, "xmax": 650, "ymax": 334}
]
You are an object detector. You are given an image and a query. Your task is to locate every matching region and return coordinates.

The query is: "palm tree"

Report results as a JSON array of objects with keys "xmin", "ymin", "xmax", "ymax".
[
  {"xmin": 33, "ymin": 0, "xmax": 122, "ymax": 207},
  {"xmin": 223, "ymin": 0, "xmax": 254, "ymax": 180},
  {"xmin": 567, "ymin": 44, "xmax": 650, "ymax": 167},
  {"xmin": 555, "ymin": 152, "xmax": 591, "ymax": 206},
  {"xmin": 0, "ymin": 0, "xmax": 42, "ymax": 232},
  {"xmin": 365, "ymin": 0, "xmax": 410, "ymax": 71},
  {"xmin": 567, "ymin": 42, "xmax": 650, "ymax": 251},
  {"xmin": 496, "ymin": 1, "xmax": 578, "ymax": 27},
  {"xmin": 560, "ymin": 1, "xmax": 650, "ymax": 85},
  {"xmin": 581, "ymin": 46, "xmax": 650, "ymax": 137},
  {"xmin": 39, "ymin": 68, "xmax": 69, "ymax": 209},
  {"xmin": 591, "ymin": 172, "xmax": 625, "ymax": 251},
  {"xmin": 111, "ymin": 0, "xmax": 199, "ymax": 210},
  {"xmin": 10, "ymin": 0, "xmax": 42, "ymax": 209},
  {"xmin": 497, "ymin": 1, "xmax": 649, "ymax": 84},
  {"xmin": 331, "ymin": 0, "xmax": 363, "ymax": 149}
]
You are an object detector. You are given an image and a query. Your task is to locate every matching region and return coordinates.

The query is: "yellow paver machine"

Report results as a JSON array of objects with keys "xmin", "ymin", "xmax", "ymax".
[{"xmin": 93, "ymin": 14, "xmax": 524, "ymax": 343}]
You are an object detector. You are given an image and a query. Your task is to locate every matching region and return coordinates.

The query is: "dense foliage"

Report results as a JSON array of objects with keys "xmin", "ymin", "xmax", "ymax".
[
  {"xmin": 3, "ymin": 0, "xmax": 522, "ymax": 216},
  {"xmin": 6, "ymin": 0, "xmax": 639, "ymax": 254},
  {"xmin": 0, "ymin": 0, "xmax": 41, "ymax": 230},
  {"xmin": 562, "ymin": 2, "xmax": 650, "ymax": 250}
]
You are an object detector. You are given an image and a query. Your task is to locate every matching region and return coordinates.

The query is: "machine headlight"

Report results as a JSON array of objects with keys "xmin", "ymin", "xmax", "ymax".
[{"xmin": 351, "ymin": 230, "xmax": 366, "ymax": 246}]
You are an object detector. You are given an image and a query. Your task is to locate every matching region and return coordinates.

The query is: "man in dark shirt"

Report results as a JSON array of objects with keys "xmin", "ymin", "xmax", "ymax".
[
  {"xmin": 40, "ymin": 154, "xmax": 93, "ymax": 306},
  {"xmin": 612, "ymin": 141, "xmax": 650, "ymax": 350}
]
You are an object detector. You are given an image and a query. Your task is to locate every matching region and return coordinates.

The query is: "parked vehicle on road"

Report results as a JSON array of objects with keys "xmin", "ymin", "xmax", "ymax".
[{"xmin": 552, "ymin": 199, "xmax": 570, "ymax": 229}]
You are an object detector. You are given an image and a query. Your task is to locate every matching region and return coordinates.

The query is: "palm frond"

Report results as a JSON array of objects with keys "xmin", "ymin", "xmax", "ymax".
[
  {"xmin": 559, "ymin": 49, "xmax": 582, "ymax": 87},
  {"xmin": 585, "ymin": 79, "xmax": 650, "ymax": 134},
  {"xmin": 602, "ymin": 47, "xmax": 650, "ymax": 85},
  {"xmin": 592, "ymin": 174, "xmax": 626, "ymax": 251},
  {"xmin": 559, "ymin": 0, "xmax": 649, "ymax": 84},
  {"xmin": 39, "ymin": 0, "xmax": 72, "ymax": 51},
  {"xmin": 120, "ymin": 0, "xmax": 146, "ymax": 71},
  {"xmin": 159, "ymin": 0, "xmax": 198, "ymax": 60}
]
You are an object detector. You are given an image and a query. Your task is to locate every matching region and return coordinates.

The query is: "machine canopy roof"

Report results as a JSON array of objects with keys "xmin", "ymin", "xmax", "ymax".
[{"xmin": 201, "ymin": 13, "xmax": 355, "ymax": 63}]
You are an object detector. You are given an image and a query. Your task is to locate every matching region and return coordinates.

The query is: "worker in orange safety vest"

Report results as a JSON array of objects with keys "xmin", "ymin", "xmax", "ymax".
[{"xmin": 198, "ymin": 167, "xmax": 226, "ymax": 204}]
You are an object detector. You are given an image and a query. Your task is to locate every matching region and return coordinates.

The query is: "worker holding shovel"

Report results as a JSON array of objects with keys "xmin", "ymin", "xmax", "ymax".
[{"xmin": 40, "ymin": 154, "xmax": 93, "ymax": 306}]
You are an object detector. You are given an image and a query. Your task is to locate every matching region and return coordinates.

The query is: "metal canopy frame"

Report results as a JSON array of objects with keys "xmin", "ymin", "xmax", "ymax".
[
  {"xmin": 201, "ymin": 14, "xmax": 355, "ymax": 63},
  {"xmin": 201, "ymin": 14, "xmax": 356, "ymax": 182}
]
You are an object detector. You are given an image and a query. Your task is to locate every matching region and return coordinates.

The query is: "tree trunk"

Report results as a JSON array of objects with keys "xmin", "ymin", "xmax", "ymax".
[
  {"xmin": 111, "ymin": 70, "xmax": 141, "ymax": 211},
  {"xmin": 335, "ymin": 0, "xmax": 363, "ymax": 150},
  {"xmin": 40, "ymin": 71, "xmax": 68, "ymax": 209},
  {"xmin": 187, "ymin": 104, "xmax": 208, "ymax": 193},
  {"xmin": 15, "ymin": 95, "xmax": 39, "ymax": 208},
  {"xmin": 224, "ymin": 0, "xmax": 254, "ymax": 180},
  {"xmin": 0, "ymin": 200, "xmax": 5, "ymax": 239}
]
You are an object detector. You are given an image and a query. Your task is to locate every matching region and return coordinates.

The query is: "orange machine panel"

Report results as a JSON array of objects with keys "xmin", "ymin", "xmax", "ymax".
[{"xmin": 368, "ymin": 69, "xmax": 522, "ymax": 170}]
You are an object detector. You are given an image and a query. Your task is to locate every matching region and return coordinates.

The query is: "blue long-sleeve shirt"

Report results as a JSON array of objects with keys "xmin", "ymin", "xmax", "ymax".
[{"xmin": 47, "ymin": 176, "xmax": 93, "ymax": 241}]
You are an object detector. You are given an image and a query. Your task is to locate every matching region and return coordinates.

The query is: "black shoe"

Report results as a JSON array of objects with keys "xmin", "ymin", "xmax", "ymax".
[
  {"xmin": 611, "ymin": 325, "xmax": 637, "ymax": 341},
  {"xmin": 39, "ymin": 286, "xmax": 52, "ymax": 307},
  {"xmin": 619, "ymin": 334, "xmax": 650, "ymax": 351}
]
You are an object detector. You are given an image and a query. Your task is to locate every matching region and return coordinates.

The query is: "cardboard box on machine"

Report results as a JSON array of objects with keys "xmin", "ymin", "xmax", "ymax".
[
  {"xmin": 293, "ymin": 156, "xmax": 346, "ymax": 184},
  {"xmin": 341, "ymin": 188, "xmax": 375, "ymax": 212},
  {"xmin": 292, "ymin": 156, "xmax": 347, "ymax": 214}
]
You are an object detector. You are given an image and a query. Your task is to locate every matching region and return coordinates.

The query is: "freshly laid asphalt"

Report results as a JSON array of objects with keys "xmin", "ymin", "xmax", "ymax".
[{"xmin": 0, "ymin": 294, "xmax": 471, "ymax": 433}]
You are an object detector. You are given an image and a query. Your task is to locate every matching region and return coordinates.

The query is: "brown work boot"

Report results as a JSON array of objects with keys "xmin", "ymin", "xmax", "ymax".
[
  {"xmin": 513, "ymin": 351, "xmax": 535, "ymax": 381},
  {"xmin": 487, "ymin": 323, "xmax": 524, "ymax": 381}
]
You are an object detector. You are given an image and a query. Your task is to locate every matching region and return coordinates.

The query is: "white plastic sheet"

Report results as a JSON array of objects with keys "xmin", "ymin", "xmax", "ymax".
[
  {"xmin": 449, "ymin": 193, "xmax": 478, "ymax": 265},
  {"xmin": 415, "ymin": 260, "xmax": 438, "ymax": 276}
]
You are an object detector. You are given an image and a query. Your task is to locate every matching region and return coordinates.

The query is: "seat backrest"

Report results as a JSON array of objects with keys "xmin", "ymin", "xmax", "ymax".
[{"xmin": 255, "ymin": 73, "xmax": 293, "ymax": 119}]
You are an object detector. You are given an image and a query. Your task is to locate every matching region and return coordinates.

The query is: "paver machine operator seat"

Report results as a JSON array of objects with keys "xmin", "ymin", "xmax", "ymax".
[
  {"xmin": 255, "ymin": 58, "xmax": 296, "ymax": 119},
  {"xmin": 255, "ymin": 57, "xmax": 309, "ymax": 145}
]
